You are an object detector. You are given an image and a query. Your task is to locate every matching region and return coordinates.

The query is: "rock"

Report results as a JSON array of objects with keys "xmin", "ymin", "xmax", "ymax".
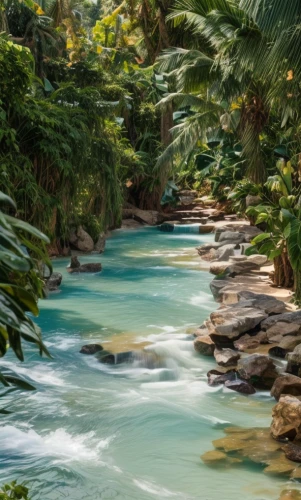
[
  {"xmin": 122, "ymin": 207, "xmax": 163, "ymax": 225},
  {"xmin": 70, "ymin": 225, "xmax": 94, "ymax": 253},
  {"xmin": 237, "ymin": 291, "xmax": 287, "ymax": 315},
  {"xmin": 199, "ymin": 225, "xmax": 215, "ymax": 234},
  {"xmin": 210, "ymin": 278, "xmax": 233, "ymax": 301},
  {"xmin": 97, "ymin": 351, "xmax": 116, "ymax": 364},
  {"xmin": 94, "ymin": 233, "xmax": 106, "ymax": 253},
  {"xmin": 271, "ymin": 395, "xmax": 301, "ymax": 441},
  {"xmin": 269, "ymin": 336, "xmax": 301, "ymax": 359},
  {"xmin": 246, "ymin": 194, "xmax": 262, "ymax": 208},
  {"xmin": 46, "ymin": 272, "xmax": 62, "ymax": 291},
  {"xmin": 237, "ymin": 354, "xmax": 276, "ymax": 381},
  {"xmin": 279, "ymin": 489, "xmax": 301, "ymax": 500},
  {"xmin": 68, "ymin": 260, "xmax": 102, "ymax": 273},
  {"xmin": 201, "ymin": 450, "xmax": 228, "ymax": 463},
  {"xmin": 215, "ymin": 244, "xmax": 238, "ymax": 262},
  {"xmin": 282, "ymin": 443, "xmax": 301, "ymax": 463},
  {"xmin": 228, "ymin": 261, "xmax": 260, "ymax": 275},
  {"xmin": 262, "ymin": 311, "xmax": 301, "ymax": 330},
  {"xmin": 194, "ymin": 336, "xmax": 215, "ymax": 356},
  {"xmin": 271, "ymin": 375, "xmax": 301, "ymax": 400},
  {"xmin": 193, "ymin": 327, "xmax": 210, "ymax": 338},
  {"xmin": 287, "ymin": 345, "xmax": 301, "ymax": 377},
  {"xmin": 263, "ymin": 457, "xmax": 296, "ymax": 475},
  {"xmin": 219, "ymin": 231, "xmax": 246, "ymax": 244},
  {"xmin": 246, "ymin": 254, "xmax": 268, "ymax": 266},
  {"xmin": 210, "ymin": 262, "xmax": 230, "ymax": 276},
  {"xmin": 267, "ymin": 322, "xmax": 301, "ymax": 338},
  {"xmin": 214, "ymin": 348, "xmax": 241, "ymax": 367},
  {"xmin": 209, "ymin": 307, "xmax": 268, "ymax": 343},
  {"xmin": 234, "ymin": 331, "xmax": 268, "ymax": 351},
  {"xmin": 224, "ymin": 379, "xmax": 256, "ymax": 395},
  {"xmin": 207, "ymin": 369, "xmax": 236, "ymax": 386},
  {"xmin": 80, "ymin": 344, "xmax": 103, "ymax": 355}
]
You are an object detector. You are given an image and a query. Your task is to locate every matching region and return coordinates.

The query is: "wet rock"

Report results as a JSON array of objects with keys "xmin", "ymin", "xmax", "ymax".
[
  {"xmin": 279, "ymin": 490, "xmax": 301, "ymax": 500},
  {"xmin": 234, "ymin": 331, "xmax": 268, "ymax": 351},
  {"xmin": 194, "ymin": 336, "xmax": 215, "ymax": 356},
  {"xmin": 271, "ymin": 375, "xmax": 301, "ymax": 400},
  {"xmin": 213, "ymin": 435, "xmax": 249, "ymax": 452},
  {"xmin": 209, "ymin": 307, "xmax": 268, "ymax": 343},
  {"xmin": 214, "ymin": 348, "xmax": 240, "ymax": 367},
  {"xmin": 283, "ymin": 443, "xmax": 301, "ymax": 463},
  {"xmin": 97, "ymin": 351, "xmax": 116, "ymax": 364},
  {"xmin": 94, "ymin": 233, "xmax": 106, "ymax": 253},
  {"xmin": 80, "ymin": 344, "xmax": 103, "ymax": 355},
  {"xmin": 207, "ymin": 369, "xmax": 236, "ymax": 386},
  {"xmin": 287, "ymin": 345, "xmax": 301, "ymax": 377},
  {"xmin": 193, "ymin": 327, "xmax": 210, "ymax": 338},
  {"xmin": 263, "ymin": 457, "xmax": 296, "ymax": 475},
  {"xmin": 224, "ymin": 379, "xmax": 256, "ymax": 395},
  {"xmin": 46, "ymin": 272, "xmax": 62, "ymax": 291},
  {"xmin": 271, "ymin": 395, "xmax": 301, "ymax": 441},
  {"xmin": 68, "ymin": 257, "xmax": 102, "ymax": 273},
  {"xmin": 262, "ymin": 311, "xmax": 301, "ymax": 330},
  {"xmin": 237, "ymin": 354, "xmax": 275, "ymax": 381},
  {"xmin": 201, "ymin": 450, "xmax": 228, "ymax": 463}
]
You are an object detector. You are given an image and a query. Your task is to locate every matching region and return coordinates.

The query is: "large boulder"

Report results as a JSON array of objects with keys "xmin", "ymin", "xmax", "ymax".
[
  {"xmin": 219, "ymin": 231, "xmax": 246, "ymax": 244},
  {"xmin": 215, "ymin": 244, "xmax": 238, "ymax": 262},
  {"xmin": 271, "ymin": 375, "xmax": 301, "ymax": 400},
  {"xmin": 262, "ymin": 311, "xmax": 301, "ymax": 330},
  {"xmin": 271, "ymin": 395, "xmax": 301, "ymax": 441},
  {"xmin": 267, "ymin": 322, "xmax": 301, "ymax": 339},
  {"xmin": 46, "ymin": 272, "xmax": 62, "ymax": 291},
  {"xmin": 69, "ymin": 225, "xmax": 94, "ymax": 253},
  {"xmin": 209, "ymin": 307, "xmax": 268, "ymax": 343},
  {"xmin": 286, "ymin": 345, "xmax": 301, "ymax": 377},
  {"xmin": 214, "ymin": 348, "xmax": 241, "ymax": 367},
  {"xmin": 237, "ymin": 291, "xmax": 287, "ymax": 315},
  {"xmin": 194, "ymin": 336, "xmax": 215, "ymax": 356},
  {"xmin": 237, "ymin": 354, "xmax": 277, "ymax": 388},
  {"xmin": 122, "ymin": 207, "xmax": 163, "ymax": 225}
]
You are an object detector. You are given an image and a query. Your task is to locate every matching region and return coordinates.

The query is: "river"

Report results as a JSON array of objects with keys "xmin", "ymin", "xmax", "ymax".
[{"xmin": 0, "ymin": 227, "xmax": 295, "ymax": 499}]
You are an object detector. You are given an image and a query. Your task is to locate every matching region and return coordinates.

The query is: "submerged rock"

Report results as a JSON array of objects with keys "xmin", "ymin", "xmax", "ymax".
[{"xmin": 80, "ymin": 344, "xmax": 103, "ymax": 355}]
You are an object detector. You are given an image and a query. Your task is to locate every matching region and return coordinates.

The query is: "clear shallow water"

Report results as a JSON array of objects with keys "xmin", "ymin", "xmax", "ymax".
[{"xmin": 0, "ymin": 228, "xmax": 297, "ymax": 499}]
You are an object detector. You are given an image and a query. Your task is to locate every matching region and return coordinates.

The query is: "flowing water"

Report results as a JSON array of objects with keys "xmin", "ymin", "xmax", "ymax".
[{"xmin": 0, "ymin": 227, "xmax": 297, "ymax": 499}]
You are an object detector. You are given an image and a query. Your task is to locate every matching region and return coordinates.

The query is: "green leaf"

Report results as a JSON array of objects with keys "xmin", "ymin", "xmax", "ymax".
[{"xmin": 252, "ymin": 233, "xmax": 271, "ymax": 244}]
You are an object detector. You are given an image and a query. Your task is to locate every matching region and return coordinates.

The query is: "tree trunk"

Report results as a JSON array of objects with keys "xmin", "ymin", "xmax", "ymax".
[
  {"xmin": 294, "ymin": 270, "xmax": 301, "ymax": 305},
  {"xmin": 273, "ymin": 254, "xmax": 294, "ymax": 288}
]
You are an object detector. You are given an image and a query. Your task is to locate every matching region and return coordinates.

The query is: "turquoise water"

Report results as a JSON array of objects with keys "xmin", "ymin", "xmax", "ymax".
[{"xmin": 0, "ymin": 228, "xmax": 294, "ymax": 499}]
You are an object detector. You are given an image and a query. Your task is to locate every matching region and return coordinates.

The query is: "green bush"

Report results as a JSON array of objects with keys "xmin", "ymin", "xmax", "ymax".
[{"xmin": 0, "ymin": 481, "xmax": 29, "ymax": 499}]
